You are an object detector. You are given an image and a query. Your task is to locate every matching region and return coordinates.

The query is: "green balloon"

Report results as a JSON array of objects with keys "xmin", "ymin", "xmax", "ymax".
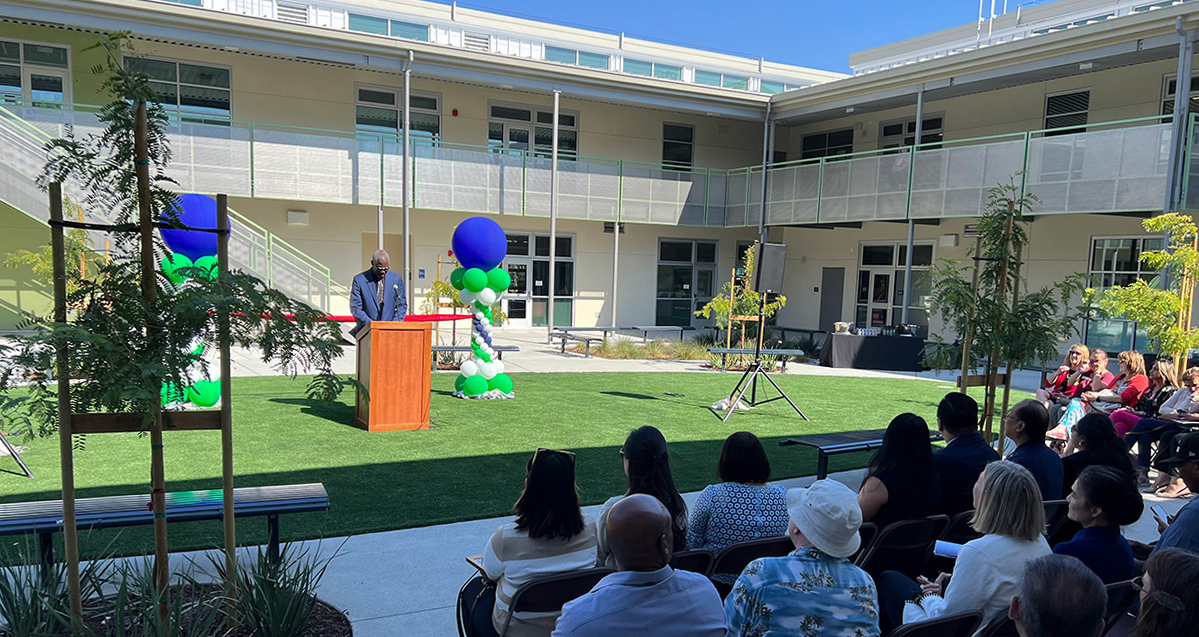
[
  {"xmin": 454, "ymin": 374, "xmax": 467, "ymax": 392},
  {"xmin": 450, "ymin": 267, "xmax": 466, "ymax": 290},
  {"xmin": 489, "ymin": 373, "xmax": 513, "ymax": 394},
  {"xmin": 161, "ymin": 382, "xmax": 185, "ymax": 405},
  {"xmin": 186, "ymin": 380, "xmax": 221, "ymax": 407},
  {"xmin": 189, "ymin": 343, "xmax": 205, "ymax": 359},
  {"xmin": 161, "ymin": 253, "xmax": 193, "ymax": 284},
  {"xmin": 462, "ymin": 268, "xmax": 488, "ymax": 293},
  {"xmin": 463, "ymin": 375, "xmax": 489, "ymax": 396},
  {"xmin": 486, "ymin": 268, "xmax": 511, "ymax": 292},
  {"xmin": 193, "ymin": 255, "xmax": 219, "ymax": 280}
]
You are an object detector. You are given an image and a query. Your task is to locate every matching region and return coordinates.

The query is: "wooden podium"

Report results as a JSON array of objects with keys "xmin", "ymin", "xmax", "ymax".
[{"xmin": 354, "ymin": 321, "xmax": 432, "ymax": 431}]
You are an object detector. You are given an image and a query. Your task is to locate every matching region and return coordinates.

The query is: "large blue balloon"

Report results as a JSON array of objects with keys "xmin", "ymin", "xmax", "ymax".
[
  {"xmin": 160, "ymin": 194, "xmax": 219, "ymax": 261},
  {"xmin": 451, "ymin": 217, "xmax": 507, "ymax": 271}
]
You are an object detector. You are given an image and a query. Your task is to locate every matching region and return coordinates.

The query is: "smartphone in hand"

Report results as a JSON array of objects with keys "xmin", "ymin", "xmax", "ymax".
[{"xmin": 1151, "ymin": 504, "xmax": 1168, "ymax": 521}]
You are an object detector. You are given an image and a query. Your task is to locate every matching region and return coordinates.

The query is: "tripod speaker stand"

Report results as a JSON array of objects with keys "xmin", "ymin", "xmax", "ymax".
[{"xmin": 720, "ymin": 242, "xmax": 808, "ymax": 422}]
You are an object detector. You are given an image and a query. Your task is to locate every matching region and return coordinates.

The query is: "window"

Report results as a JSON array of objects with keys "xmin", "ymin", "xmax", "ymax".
[
  {"xmin": 656, "ymin": 240, "xmax": 719, "ymax": 327},
  {"xmin": 855, "ymin": 241, "xmax": 934, "ymax": 331},
  {"xmin": 488, "ymin": 103, "xmax": 578, "ymax": 159},
  {"xmin": 347, "ymin": 13, "xmax": 430, "ymax": 40},
  {"xmin": 1086, "ymin": 236, "xmax": 1165, "ymax": 352},
  {"xmin": 125, "ymin": 57, "xmax": 231, "ymax": 122},
  {"xmin": 693, "ymin": 69, "xmax": 749, "ymax": 90},
  {"xmin": 0, "ymin": 40, "xmax": 70, "ymax": 107},
  {"xmin": 623, "ymin": 58, "xmax": 682, "ymax": 81},
  {"xmin": 879, "ymin": 116, "xmax": 944, "ymax": 150},
  {"xmin": 355, "ymin": 86, "xmax": 440, "ymax": 142},
  {"xmin": 543, "ymin": 46, "xmax": 609, "ymax": 70},
  {"xmin": 500, "ymin": 232, "xmax": 574, "ymax": 327},
  {"xmin": 390, "ymin": 20, "xmax": 430, "ymax": 41},
  {"xmin": 760, "ymin": 80, "xmax": 803, "ymax": 95},
  {"xmin": 1162, "ymin": 74, "xmax": 1199, "ymax": 116},
  {"xmin": 663, "ymin": 123, "xmax": 694, "ymax": 169},
  {"xmin": 1044, "ymin": 90, "xmax": 1089, "ymax": 135},
  {"xmin": 801, "ymin": 129, "xmax": 854, "ymax": 160}
]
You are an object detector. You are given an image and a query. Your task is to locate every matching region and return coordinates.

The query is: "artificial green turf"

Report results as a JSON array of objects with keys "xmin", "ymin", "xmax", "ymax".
[{"xmin": 0, "ymin": 372, "xmax": 1023, "ymax": 558}]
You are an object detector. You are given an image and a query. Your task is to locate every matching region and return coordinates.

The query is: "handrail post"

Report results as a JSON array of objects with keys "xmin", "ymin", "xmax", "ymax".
[{"xmin": 248, "ymin": 122, "xmax": 255, "ymax": 198}]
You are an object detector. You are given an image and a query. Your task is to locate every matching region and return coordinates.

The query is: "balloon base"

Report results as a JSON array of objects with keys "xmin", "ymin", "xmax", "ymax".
[{"xmin": 452, "ymin": 389, "xmax": 514, "ymax": 400}]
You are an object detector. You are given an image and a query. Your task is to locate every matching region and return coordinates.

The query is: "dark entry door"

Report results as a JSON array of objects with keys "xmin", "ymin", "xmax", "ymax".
[{"xmin": 819, "ymin": 267, "xmax": 845, "ymax": 333}]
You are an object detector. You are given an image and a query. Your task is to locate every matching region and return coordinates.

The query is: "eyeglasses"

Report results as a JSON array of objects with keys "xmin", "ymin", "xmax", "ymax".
[
  {"xmin": 374, "ymin": 265, "xmax": 389, "ymax": 272},
  {"xmin": 618, "ymin": 447, "xmax": 626, "ymax": 459},
  {"xmin": 1132, "ymin": 575, "xmax": 1144, "ymax": 592},
  {"xmin": 534, "ymin": 447, "xmax": 575, "ymax": 464},
  {"xmin": 1070, "ymin": 351, "xmax": 1083, "ymax": 356}
]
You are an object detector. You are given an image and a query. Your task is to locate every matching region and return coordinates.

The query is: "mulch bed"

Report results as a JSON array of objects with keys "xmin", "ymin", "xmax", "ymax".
[{"xmin": 77, "ymin": 584, "xmax": 352, "ymax": 637}]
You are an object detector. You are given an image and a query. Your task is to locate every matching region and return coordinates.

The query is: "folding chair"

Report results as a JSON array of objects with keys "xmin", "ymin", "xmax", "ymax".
[
  {"xmin": 709, "ymin": 535, "xmax": 795, "ymax": 598},
  {"xmin": 669, "ymin": 548, "xmax": 714, "ymax": 574},
  {"xmin": 1043, "ymin": 500, "xmax": 1070, "ymax": 538},
  {"xmin": 1103, "ymin": 579, "xmax": 1139, "ymax": 637},
  {"xmin": 888, "ymin": 610, "xmax": 984, "ymax": 637},
  {"xmin": 855, "ymin": 515, "xmax": 950, "ymax": 580},
  {"xmin": 456, "ymin": 574, "xmax": 498, "ymax": 637},
  {"xmin": 976, "ymin": 615, "xmax": 1018, "ymax": 637},
  {"xmin": 499, "ymin": 567, "xmax": 614, "ymax": 637},
  {"xmin": 851, "ymin": 522, "xmax": 878, "ymax": 563}
]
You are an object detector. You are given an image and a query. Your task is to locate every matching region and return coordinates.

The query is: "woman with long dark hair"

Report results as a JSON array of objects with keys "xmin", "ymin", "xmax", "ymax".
[
  {"xmin": 597, "ymin": 425, "xmax": 687, "ymax": 567},
  {"xmin": 482, "ymin": 448, "xmax": 597, "ymax": 636},
  {"xmin": 857, "ymin": 413, "xmax": 940, "ymax": 528},
  {"xmin": 1053, "ymin": 465, "xmax": 1142, "ymax": 583},
  {"xmin": 1134, "ymin": 548, "xmax": 1199, "ymax": 637}
]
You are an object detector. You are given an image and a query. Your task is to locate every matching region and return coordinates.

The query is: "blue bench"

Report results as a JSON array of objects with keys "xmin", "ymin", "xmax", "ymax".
[{"xmin": 0, "ymin": 483, "xmax": 329, "ymax": 568}]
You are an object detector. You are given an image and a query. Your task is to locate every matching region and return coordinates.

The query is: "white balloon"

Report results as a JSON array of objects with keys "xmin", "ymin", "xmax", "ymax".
[
  {"xmin": 479, "ymin": 362, "xmax": 498, "ymax": 379},
  {"xmin": 474, "ymin": 335, "xmax": 484, "ymax": 344},
  {"xmin": 459, "ymin": 360, "xmax": 478, "ymax": 377},
  {"xmin": 494, "ymin": 360, "xmax": 505, "ymax": 374},
  {"xmin": 459, "ymin": 290, "xmax": 476, "ymax": 305},
  {"xmin": 478, "ymin": 288, "xmax": 497, "ymax": 306}
]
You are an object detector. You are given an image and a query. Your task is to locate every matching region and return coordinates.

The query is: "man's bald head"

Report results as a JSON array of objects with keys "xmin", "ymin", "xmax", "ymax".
[{"xmin": 607, "ymin": 494, "xmax": 672, "ymax": 572}]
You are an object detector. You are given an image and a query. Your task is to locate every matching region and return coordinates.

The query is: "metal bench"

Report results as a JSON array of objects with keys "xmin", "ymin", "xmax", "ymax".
[
  {"xmin": 0, "ymin": 483, "xmax": 329, "ymax": 569},
  {"xmin": 780, "ymin": 429, "xmax": 942, "ymax": 479},
  {"xmin": 770, "ymin": 326, "xmax": 828, "ymax": 347},
  {"xmin": 628, "ymin": 325, "xmax": 696, "ymax": 342},
  {"xmin": 708, "ymin": 347, "xmax": 805, "ymax": 371},
  {"xmin": 552, "ymin": 331, "xmax": 607, "ymax": 357},
  {"xmin": 431, "ymin": 345, "xmax": 519, "ymax": 369}
]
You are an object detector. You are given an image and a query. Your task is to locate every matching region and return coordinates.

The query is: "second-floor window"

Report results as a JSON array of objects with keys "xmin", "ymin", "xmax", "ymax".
[
  {"xmin": 1162, "ymin": 74, "xmax": 1199, "ymax": 116},
  {"xmin": 879, "ymin": 116, "xmax": 943, "ymax": 150},
  {"xmin": 354, "ymin": 87, "xmax": 441, "ymax": 142},
  {"xmin": 0, "ymin": 40, "xmax": 70, "ymax": 107},
  {"xmin": 1044, "ymin": 90, "xmax": 1089, "ymax": 135},
  {"xmin": 801, "ymin": 128, "xmax": 853, "ymax": 160},
  {"xmin": 663, "ymin": 123, "xmax": 694, "ymax": 169},
  {"xmin": 125, "ymin": 56, "xmax": 231, "ymax": 123},
  {"xmin": 487, "ymin": 103, "xmax": 578, "ymax": 159}
]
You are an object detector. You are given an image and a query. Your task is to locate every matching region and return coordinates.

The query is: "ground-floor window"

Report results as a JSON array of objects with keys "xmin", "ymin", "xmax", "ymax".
[
  {"xmin": 1085, "ymin": 236, "xmax": 1163, "ymax": 352},
  {"xmin": 501, "ymin": 232, "xmax": 573, "ymax": 328},
  {"xmin": 656, "ymin": 239, "xmax": 718, "ymax": 327},
  {"xmin": 855, "ymin": 241, "xmax": 933, "ymax": 330}
]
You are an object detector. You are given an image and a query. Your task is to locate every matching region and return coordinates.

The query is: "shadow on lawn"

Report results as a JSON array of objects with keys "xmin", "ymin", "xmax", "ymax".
[
  {"xmin": 267, "ymin": 398, "xmax": 355, "ymax": 427},
  {"xmin": 599, "ymin": 391, "xmax": 659, "ymax": 400}
]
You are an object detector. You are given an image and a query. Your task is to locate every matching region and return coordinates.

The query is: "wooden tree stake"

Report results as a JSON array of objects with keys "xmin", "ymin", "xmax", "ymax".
[
  {"xmin": 959, "ymin": 236, "xmax": 983, "ymax": 394},
  {"xmin": 217, "ymin": 195, "xmax": 238, "ymax": 621}
]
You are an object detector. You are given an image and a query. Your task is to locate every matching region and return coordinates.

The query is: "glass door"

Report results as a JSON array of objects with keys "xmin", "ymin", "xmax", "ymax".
[
  {"xmin": 693, "ymin": 266, "xmax": 716, "ymax": 329},
  {"xmin": 501, "ymin": 257, "xmax": 531, "ymax": 330}
]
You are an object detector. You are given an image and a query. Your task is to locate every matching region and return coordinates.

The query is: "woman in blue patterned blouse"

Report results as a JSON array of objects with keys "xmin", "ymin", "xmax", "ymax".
[{"xmin": 686, "ymin": 432, "xmax": 789, "ymax": 559}]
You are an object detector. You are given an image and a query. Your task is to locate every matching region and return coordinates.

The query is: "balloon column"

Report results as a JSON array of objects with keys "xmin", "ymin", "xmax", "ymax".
[
  {"xmin": 449, "ymin": 217, "xmax": 514, "ymax": 399},
  {"xmin": 158, "ymin": 194, "xmax": 222, "ymax": 409}
]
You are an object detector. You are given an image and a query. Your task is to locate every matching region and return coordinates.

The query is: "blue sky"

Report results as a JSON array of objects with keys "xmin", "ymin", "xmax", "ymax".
[{"xmin": 449, "ymin": 0, "xmax": 1015, "ymax": 72}]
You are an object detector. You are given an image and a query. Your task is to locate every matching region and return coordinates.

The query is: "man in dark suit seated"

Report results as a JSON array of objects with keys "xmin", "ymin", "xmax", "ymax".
[
  {"xmin": 349, "ymin": 249, "xmax": 407, "ymax": 337},
  {"xmin": 933, "ymin": 392, "xmax": 999, "ymax": 515},
  {"xmin": 1004, "ymin": 399, "xmax": 1063, "ymax": 501}
]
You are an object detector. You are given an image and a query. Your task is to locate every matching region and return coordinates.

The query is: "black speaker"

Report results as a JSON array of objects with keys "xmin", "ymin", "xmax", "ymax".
[{"xmin": 752, "ymin": 242, "xmax": 787, "ymax": 294}]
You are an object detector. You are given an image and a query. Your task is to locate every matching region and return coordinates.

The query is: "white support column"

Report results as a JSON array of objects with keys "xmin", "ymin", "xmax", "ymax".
[
  {"xmin": 1166, "ymin": 19, "xmax": 1195, "ymax": 215},
  {"xmin": 612, "ymin": 220, "xmax": 620, "ymax": 329},
  {"xmin": 902, "ymin": 84, "xmax": 924, "ymax": 325},
  {"xmin": 547, "ymin": 89, "xmax": 560, "ymax": 343},
  {"xmin": 758, "ymin": 102, "xmax": 772, "ymax": 245},
  {"xmin": 402, "ymin": 51, "xmax": 414, "ymax": 309}
]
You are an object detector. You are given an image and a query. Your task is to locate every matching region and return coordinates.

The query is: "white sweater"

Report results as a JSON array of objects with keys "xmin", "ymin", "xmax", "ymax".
[{"xmin": 903, "ymin": 533, "xmax": 1051, "ymax": 630}]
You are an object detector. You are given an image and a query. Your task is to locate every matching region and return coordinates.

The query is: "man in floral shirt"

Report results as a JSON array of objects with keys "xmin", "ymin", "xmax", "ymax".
[{"xmin": 724, "ymin": 480, "xmax": 880, "ymax": 637}]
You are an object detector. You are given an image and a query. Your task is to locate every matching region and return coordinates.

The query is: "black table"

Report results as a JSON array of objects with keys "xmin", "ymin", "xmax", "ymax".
[
  {"xmin": 780, "ymin": 429, "xmax": 942, "ymax": 479},
  {"xmin": 818, "ymin": 333, "xmax": 925, "ymax": 372}
]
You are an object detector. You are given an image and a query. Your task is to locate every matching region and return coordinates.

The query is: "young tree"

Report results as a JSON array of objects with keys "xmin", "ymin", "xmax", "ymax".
[
  {"xmin": 1091, "ymin": 213, "xmax": 1199, "ymax": 370},
  {"xmin": 694, "ymin": 242, "xmax": 786, "ymax": 340},
  {"xmin": 924, "ymin": 180, "xmax": 1088, "ymax": 441}
]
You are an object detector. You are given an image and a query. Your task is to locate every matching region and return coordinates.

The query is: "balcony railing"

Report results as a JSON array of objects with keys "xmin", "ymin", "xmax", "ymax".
[{"xmin": 0, "ymin": 103, "xmax": 1180, "ymax": 230}]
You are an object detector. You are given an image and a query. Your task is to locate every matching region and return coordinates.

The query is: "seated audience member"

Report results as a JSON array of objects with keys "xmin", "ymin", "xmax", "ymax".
[
  {"xmin": 1125, "ymin": 367, "xmax": 1199, "ymax": 492},
  {"xmin": 1004, "ymin": 400, "xmax": 1064, "ymax": 501},
  {"xmin": 933, "ymin": 392, "xmax": 999, "ymax": 516},
  {"xmin": 483, "ymin": 448, "xmax": 598, "ymax": 637},
  {"xmin": 553, "ymin": 494, "xmax": 727, "ymax": 637},
  {"xmin": 687, "ymin": 432, "xmax": 788, "ymax": 559},
  {"xmin": 1133, "ymin": 548, "xmax": 1199, "ymax": 637},
  {"xmin": 1050, "ymin": 349, "xmax": 1114, "ymax": 427},
  {"xmin": 878, "ymin": 461, "xmax": 1051, "ymax": 635},
  {"xmin": 1056, "ymin": 350, "xmax": 1149, "ymax": 452},
  {"xmin": 1053, "ymin": 465, "xmax": 1142, "ymax": 583},
  {"xmin": 857, "ymin": 413, "xmax": 941, "ymax": 529},
  {"xmin": 724, "ymin": 480, "xmax": 880, "ymax": 637},
  {"xmin": 1061, "ymin": 414, "xmax": 1137, "ymax": 495},
  {"xmin": 1147, "ymin": 432, "xmax": 1199, "ymax": 553},
  {"xmin": 1110, "ymin": 360, "xmax": 1178, "ymax": 437},
  {"xmin": 1035, "ymin": 344, "xmax": 1090, "ymax": 411},
  {"xmin": 597, "ymin": 426, "xmax": 687, "ymax": 567},
  {"xmin": 1009, "ymin": 554, "xmax": 1106, "ymax": 637}
]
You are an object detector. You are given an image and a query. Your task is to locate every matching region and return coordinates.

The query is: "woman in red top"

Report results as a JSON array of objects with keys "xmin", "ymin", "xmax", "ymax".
[
  {"xmin": 1063, "ymin": 351, "xmax": 1150, "ymax": 455},
  {"xmin": 1036, "ymin": 344, "xmax": 1089, "ymax": 411}
]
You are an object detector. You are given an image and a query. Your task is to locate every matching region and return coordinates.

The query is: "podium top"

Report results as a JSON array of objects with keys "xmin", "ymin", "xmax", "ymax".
[{"xmin": 355, "ymin": 320, "xmax": 432, "ymax": 343}]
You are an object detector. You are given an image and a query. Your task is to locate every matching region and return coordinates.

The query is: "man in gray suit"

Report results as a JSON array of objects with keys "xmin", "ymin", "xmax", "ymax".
[{"xmin": 349, "ymin": 249, "xmax": 407, "ymax": 337}]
